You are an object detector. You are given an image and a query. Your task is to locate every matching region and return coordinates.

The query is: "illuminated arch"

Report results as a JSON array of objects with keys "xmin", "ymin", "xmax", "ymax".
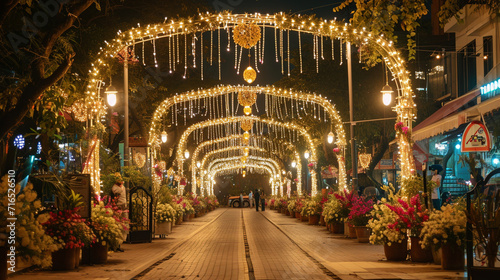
[
  {"xmin": 174, "ymin": 116, "xmax": 326, "ymax": 192},
  {"xmin": 84, "ymin": 12, "xmax": 416, "ymax": 192},
  {"xmin": 203, "ymin": 156, "xmax": 281, "ymax": 196},
  {"xmin": 148, "ymin": 85, "xmax": 346, "ymax": 147},
  {"xmin": 206, "ymin": 163, "xmax": 275, "ymax": 196},
  {"xmin": 191, "ymin": 134, "xmax": 302, "ymax": 195}
]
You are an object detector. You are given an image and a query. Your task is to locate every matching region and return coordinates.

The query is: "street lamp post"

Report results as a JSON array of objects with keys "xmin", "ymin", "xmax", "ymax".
[
  {"xmin": 347, "ymin": 42, "xmax": 358, "ymax": 191},
  {"xmin": 124, "ymin": 58, "xmax": 129, "ymax": 169}
]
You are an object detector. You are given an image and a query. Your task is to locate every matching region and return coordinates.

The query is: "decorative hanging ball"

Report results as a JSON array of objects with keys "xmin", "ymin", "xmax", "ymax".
[
  {"xmin": 240, "ymin": 118, "xmax": 254, "ymax": 131},
  {"xmin": 238, "ymin": 90, "xmax": 257, "ymax": 107},
  {"xmin": 243, "ymin": 106, "xmax": 252, "ymax": 115},
  {"xmin": 242, "ymin": 170, "xmax": 247, "ymax": 176},
  {"xmin": 134, "ymin": 152, "xmax": 146, "ymax": 168},
  {"xmin": 244, "ymin": 147, "xmax": 250, "ymax": 154},
  {"xmin": 243, "ymin": 66, "xmax": 257, "ymax": 84},
  {"xmin": 358, "ymin": 153, "xmax": 372, "ymax": 169},
  {"xmin": 243, "ymin": 131, "xmax": 250, "ymax": 140},
  {"xmin": 233, "ymin": 23, "xmax": 261, "ymax": 49}
]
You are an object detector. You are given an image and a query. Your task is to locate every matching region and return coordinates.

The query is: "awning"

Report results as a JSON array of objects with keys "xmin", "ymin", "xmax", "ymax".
[
  {"xmin": 413, "ymin": 89, "xmax": 480, "ymax": 141},
  {"xmin": 439, "ymin": 122, "xmax": 469, "ymax": 143}
]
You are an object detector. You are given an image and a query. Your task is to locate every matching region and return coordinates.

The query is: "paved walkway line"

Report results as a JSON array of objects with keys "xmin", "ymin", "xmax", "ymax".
[
  {"xmin": 241, "ymin": 210, "xmax": 255, "ymax": 280},
  {"xmin": 132, "ymin": 208, "xmax": 229, "ymax": 279},
  {"xmin": 258, "ymin": 211, "xmax": 342, "ymax": 280}
]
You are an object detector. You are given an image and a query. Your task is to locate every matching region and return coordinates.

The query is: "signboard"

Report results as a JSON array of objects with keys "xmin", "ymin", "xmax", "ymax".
[
  {"xmin": 64, "ymin": 174, "xmax": 92, "ymax": 219},
  {"xmin": 461, "ymin": 121, "xmax": 492, "ymax": 152}
]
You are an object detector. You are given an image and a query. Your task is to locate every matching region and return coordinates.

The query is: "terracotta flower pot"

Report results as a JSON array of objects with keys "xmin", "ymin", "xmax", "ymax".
[
  {"xmin": 384, "ymin": 238, "xmax": 408, "ymax": 261},
  {"xmin": 176, "ymin": 217, "xmax": 182, "ymax": 225},
  {"xmin": 319, "ymin": 215, "xmax": 326, "ymax": 226},
  {"xmin": 52, "ymin": 247, "xmax": 76, "ymax": 270},
  {"xmin": 295, "ymin": 212, "xmax": 301, "ymax": 219},
  {"xmin": 346, "ymin": 222, "xmax": 357, "ymax": 238},
  {"xmin": 432, "ymin": 246, "xmax": 441, "ymax": 265},
  {"xmin": 74, "ymin": 247, "xmax": 81, "ymax": 268},
  {"xmin": 301, "ymin": 214, "xmax": 308, "ymax": 222},
  {"xmin": 308, "ymin": 214, "xmax": 320, "ymax": 225},
  {"xmin": 281, "ymin": 208, "xmax": 286, "ymax": 214},
  {"xmin": 285, "ymin": 209, "xmax": 291, "ymax": 216},
  {"xmin": 90, "ymin": 242, "xmax": 108, "ymax": 264},
  {"xmin": 332, "ymin": 222, "xmax": 344, "ymax": 234},
  {"xmin": 354, "ymin": 226, "xmax": 371, "ymax": 243},
  {"xmin": 410, "ymin": 236, "xmax": 433, "ymax": 262},
  {"xmin": 156, "ymin": 221, "xmax": 172, "ymax": 235},
  {"xmin": 183, "ymin": 214, "xmax": 189, "ymax": 222},
  {"xmin": 190, "ymin": 213, "xmax": 195, "ymax": 219},
  {"xmin": 441, "ymin": 243, "xmax": 464, "ymax": 270}
]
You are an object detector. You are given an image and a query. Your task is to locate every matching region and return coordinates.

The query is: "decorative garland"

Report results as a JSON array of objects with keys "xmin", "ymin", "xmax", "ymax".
[
  {"xmin": 134, "ymin": 152, "xmax": 146, "ymax": 168},
  {"xmin": 237, "ymin": 90, "xmax": 257, "ymax": 107},
  {"xmin": 240, "ymin": 118, "xmax": 254, "ymax": 132},
  {"xmin": 233, "ymin": 23, "xmax": 261, "ymax": 49}
]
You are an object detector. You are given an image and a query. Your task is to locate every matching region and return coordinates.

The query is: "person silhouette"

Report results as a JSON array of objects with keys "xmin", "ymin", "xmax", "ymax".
[{"xmin": 254, "ymin": 189, "xmax": 260, "ymax": 211}]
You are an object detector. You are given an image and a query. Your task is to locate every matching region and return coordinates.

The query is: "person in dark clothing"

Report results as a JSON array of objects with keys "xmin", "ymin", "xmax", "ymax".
[
  {"xmin": 261, "ymin": 191, "xmax": 265, "ymax": 211},
  {"xmin": 254, "ymin": 189, "xmax": 260, "ymax": 211}
]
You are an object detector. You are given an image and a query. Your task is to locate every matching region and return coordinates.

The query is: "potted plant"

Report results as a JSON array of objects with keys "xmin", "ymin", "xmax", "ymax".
[
  {"xmin": 323, "ymin": 198, "xmax": 347, "ymax": 233},
  {"xmin": 0, "ymin": 178, "xmax": 59, "ymax": 272},
  {"xmin": 348, "ymin": 195, "xmax": 374, "ymax": 243},
  {"xmin": 89, "ymin": 200, "xmax": 127, "ymax": 263},
  {"xmin": 170, "ymin": 200, "xmax": 183, "ymax": 225},
  {"xmin": 43, "ymin": 208, "xmax": 95, "ymax": 270},
  {"xmin": 155, "ymin": 203, "xmax": 176, "ymax": 237},
  {"xmin": 420, "ymin": 203, "xmax": 466, "ymax": 270},
  {"xmin": 287, "ymin": 199, "xmax": 296, "ymax": 217},
  {"xmin": 386, "ymin": 194, "xmax": 431, "ymax": 262},
  {"xmin": 301, "ymin": 197, "xmax": 322, "ymax": 225},
  {"xmin": 369, "ymin": 184, "xmax": 409, "ymax": 261},
  {"xmin": 334, "ymin": 190, "xmax": 356, "ymax": 238}
]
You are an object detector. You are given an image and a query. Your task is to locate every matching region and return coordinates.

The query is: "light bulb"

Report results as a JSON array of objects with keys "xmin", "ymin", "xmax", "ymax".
[
  {"xmin": 381, "ymin": 84, "xmax": 393, "ymax": 106},
  {"xmin": 196, "ymin": 161, "xmax": 201, "ymax": 168},
  {"xmin": 291, "ymin": 161, "xmax": 297, "ymax": 168},
  {"xmin": 161, "ymin": 131, "xmax": 168, "ymax": 143},
  {"xmin": 244, "ymin": 106, "xmax": 252, "ymax": 115},
  {"xmin": 327, "ymin": 132, "xmax": 335, "ymax": 144},
  {"xmin": 184, "ymin": 150, "xmax": 190, "ymax": 159},
  {"xmin": 304, "ymin": 151, "xmax": 310, "ymax": 159}
]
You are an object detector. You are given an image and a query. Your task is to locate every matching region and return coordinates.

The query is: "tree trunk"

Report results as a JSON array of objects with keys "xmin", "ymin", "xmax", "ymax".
[
  {"xmin": 0, "ymin": 0, "xmax": 94, "ymax": 141},
  {"xmin": 366, "ymin": 136, "xmax": 390, "ymax": 188}
]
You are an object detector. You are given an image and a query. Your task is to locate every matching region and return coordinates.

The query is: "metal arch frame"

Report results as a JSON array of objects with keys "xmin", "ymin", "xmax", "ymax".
[
  {"xmin": 84, "ymin": 12, "xmax": 417, "ymax": 190},
  {"xmin": 203, "ymin": 156, "xmax": 281, "ymax": 196},
  {"xmin": 206, "ymin": 163, "xmax": 275, "ymax": 196},
  {"xmin": 147, "ymin": 85, "xmax": 346, "ymax": 147},
  {"xmin": 190, "ymin": 134, "xmax": 302, "ymax": 194}
]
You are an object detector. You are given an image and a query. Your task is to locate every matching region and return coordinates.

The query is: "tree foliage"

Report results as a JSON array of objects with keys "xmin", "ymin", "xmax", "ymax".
[{"xmin": 332, "ymin": 0, "xmax": 500, "ymax": 61}]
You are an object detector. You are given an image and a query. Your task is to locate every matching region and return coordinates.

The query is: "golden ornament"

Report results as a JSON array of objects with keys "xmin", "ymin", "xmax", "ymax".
[
  {"xmin": 240, "ymin": 118, "xmax": 254, "ymax": 132},
  {"xmin": 134, "ymin": 152, "xmax": 146, "ymax": 168},
  {"xmin": 358, "ymin": 153, "xmax": 372, "ymax": 169},
  {"xmin": 243, "ymin": 106, "xmax": 252, "ymax": 115},
  {"xmin": 243, "ymin": 131, "xmax": 250, "ymax": 140},
  {"xmin": 159, "ymin": 161, "xmax": 166, "ymax": 170},
  {"xmin": 233, "ymin": 23, "xmax": 261, "ymax": 49},
  {"xmin": 238, "ymin": 90, "xmax": 257, "ymax": 107},
  {"xmin": 243, "ymin": 66, "xmax": 257, "ymax": 84}
]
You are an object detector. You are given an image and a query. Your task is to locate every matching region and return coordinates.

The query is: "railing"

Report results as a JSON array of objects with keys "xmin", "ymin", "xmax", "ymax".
[{"xmin": 466, "ymin": 168, "xmax": 500, "ymax": 279}]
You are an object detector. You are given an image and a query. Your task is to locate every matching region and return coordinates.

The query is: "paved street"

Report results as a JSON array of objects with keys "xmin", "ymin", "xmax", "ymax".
[{"xmin": 10, "ymin": 208, "xmax": 466, "ymax": 280}]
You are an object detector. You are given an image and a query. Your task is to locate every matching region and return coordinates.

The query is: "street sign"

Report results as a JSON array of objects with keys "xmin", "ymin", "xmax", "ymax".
[{"xmin": 461, "ymin": 121, "xmax": 492, "ymax": 152}]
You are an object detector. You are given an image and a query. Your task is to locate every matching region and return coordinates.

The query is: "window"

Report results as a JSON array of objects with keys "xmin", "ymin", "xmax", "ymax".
[
  {"xmin": 483, "ymin": 36, "xmax": 493, "ymax": 76},
  {"xmin": 457, "ymin": 40, "xmax": 477, "ymax": 96}
]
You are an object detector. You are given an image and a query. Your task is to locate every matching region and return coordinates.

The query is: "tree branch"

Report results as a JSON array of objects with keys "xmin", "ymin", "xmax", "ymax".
[
  {"xmin": 0, "ymin": 0, "xmax": 20, "ymax": 29},
  {"xmin": 0, "ymin": 54, "xmax": 74, "ymax": 140}
]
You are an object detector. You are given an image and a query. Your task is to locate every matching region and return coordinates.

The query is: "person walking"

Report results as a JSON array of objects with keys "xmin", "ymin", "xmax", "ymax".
[
  {"xmin": 249, "ymin": 191, "xmax": 253, "ymax": 208},
  {"xmin": 239, "ymin": 193, "xmax": 243, "ymax": 208},
  {"xmin": 254, "ymin": 189, "xmax": 260, "ymax": 211},
  {"xmin": 429, "ymin": 165, "xmax": 442, "ymax": 210},
  {"xmin": 260, "ymin": 191, "xmax": 266, "ymax": 211},
  {"xmin": 112, "ymin": 173, "xmax": 128, "ymax": 251}
]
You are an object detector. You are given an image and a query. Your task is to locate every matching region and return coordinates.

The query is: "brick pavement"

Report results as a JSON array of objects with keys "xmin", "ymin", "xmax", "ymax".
[
  {"xmin": 260, "ymin": 209, "xmax": 467, "ymax": 280},
  {"xmin": 8, "ymin": 208, "xmax": 468, "ymax": 280}
]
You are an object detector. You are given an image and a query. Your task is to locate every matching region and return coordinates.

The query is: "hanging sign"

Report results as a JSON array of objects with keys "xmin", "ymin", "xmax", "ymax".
[{"xmin": 461, "ymin": 121, "xmax": 492, "ymax": 152}]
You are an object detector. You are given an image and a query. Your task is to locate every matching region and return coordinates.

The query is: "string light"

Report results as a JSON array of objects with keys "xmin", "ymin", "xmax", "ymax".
[{"xmin": 84, "ymin": 12, "xmax": 416, "ymax": 190}]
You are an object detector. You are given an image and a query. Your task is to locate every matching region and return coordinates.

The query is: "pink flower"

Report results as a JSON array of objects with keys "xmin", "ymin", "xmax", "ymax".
[
  {"xmin": 394, "ymin": 122, "xmax": 404, "ymax": 130},
  {"xmin": 333, "ymin": 148, "xmax": 340, "ymax": 153},
  {"xmin": 401, "ymin": 126, "xmax": 409, "ymax": 135}
]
